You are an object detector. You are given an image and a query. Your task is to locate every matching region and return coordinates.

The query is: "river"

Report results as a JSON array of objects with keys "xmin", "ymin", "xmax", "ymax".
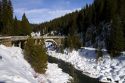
[{"xmin": 48, "ymin": 56, "xmax": 102, "ymax": 83}]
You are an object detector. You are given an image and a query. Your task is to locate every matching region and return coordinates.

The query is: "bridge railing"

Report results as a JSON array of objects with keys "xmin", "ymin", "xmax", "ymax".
[
  {"xmin": 42, "ymin": 36, "xmax": 66, "ymax": 39},
  {"xmin": 0, "ymin": 36, "xmax": 67, "ymax": 41},
  {"xmin": 0, "ymin": 36, "xmax": 11, "ymax": 39},
  {"xmin": 11, "ymin": 36, "xmax": 29, "ymax": 41}
]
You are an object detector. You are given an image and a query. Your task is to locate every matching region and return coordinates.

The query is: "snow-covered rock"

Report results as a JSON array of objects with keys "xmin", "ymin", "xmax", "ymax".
[{"xmin": 48, "ymin": 48, "xmax": 125, "ymax": 83}]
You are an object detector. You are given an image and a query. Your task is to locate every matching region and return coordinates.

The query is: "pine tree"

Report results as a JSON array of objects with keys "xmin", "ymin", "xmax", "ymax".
[
  {"xmin": 13, "ymin": 16, "xmax": 21, "ymax": 35},
  {"xmin": 6, "ymin": 0, "xmax": 14, "ymax": 35},
  {"xmin": 0, "ymin": 1, "xmax": 2, "ymax": 20},
  {"xmin": 2, "ymin": 0, "xmax": 8, "ymax": 26},
  {"xmin": 7, "ymin": 0, "xmax": 13, "ymax": 24},
  {"xmin": 65, "ymin": 35, "xmax": 81, "ymax": 51},
  {"xmin": 21, "ymin": 13, "xmax": 32, "ymax": 35},
  {"xmin": 0, "ymin": 1, "xmax": 2, "ymax": 33},
  {"xmin": 2, "ymin": 0, "xmax": 13, "ymax": 23},
  {"xmin": 119, "ymin": 0, "xmax": 125, "ymax": 42},
  {"xmin": 107, "ymin": 15, "xmax": 124, "ymax": 57},
  {"xmin": 77, "ymin": 11, "xmax": 85, "ymax": 33},
  {"xmin": 2, "ymin": 0, "xmax": 11, "ymax": 24},
  {"xmin": 24, "ymin": 37, "xmax": 48, "ymax": 74},
  {"xmin": 1, "ymin": 0, "xmax": 13, "ymax": 35}
]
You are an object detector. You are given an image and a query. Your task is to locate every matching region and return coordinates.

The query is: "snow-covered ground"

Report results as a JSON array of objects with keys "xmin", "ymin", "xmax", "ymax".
[
  {"xmin": 0, "ymin": 45, "xmax": 72, "ymax": 83},
  {"xmin": 48, "ymin": 48, "xmax": 125, "ymax": 83},
  {"xmin": 39, "ymin": 63, "xmax": 72, "ymax": 83}
]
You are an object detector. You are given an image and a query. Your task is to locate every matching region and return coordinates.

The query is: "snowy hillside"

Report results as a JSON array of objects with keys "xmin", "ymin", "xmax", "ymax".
[
  {"xmin": 0, "ymin": 45, "xmax": 37, "ymax": 83},
  {"xmin": 0, "ymin": 45, "xmax": 72, "ymax": 83},
  {"xmin": 48, "ymin": 48, "xmax": 125, "ymax": 83}
]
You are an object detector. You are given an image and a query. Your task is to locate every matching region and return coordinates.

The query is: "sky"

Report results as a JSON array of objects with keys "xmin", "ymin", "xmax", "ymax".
[{"xmin": 12, "ymin": 0, "xmax": 93, "ymax": 24}]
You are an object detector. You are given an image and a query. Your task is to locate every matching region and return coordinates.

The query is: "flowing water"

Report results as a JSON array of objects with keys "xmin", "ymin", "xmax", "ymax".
[{"xmin": 48, "ymin": 56, "xmax": 102, "ymax": 83}]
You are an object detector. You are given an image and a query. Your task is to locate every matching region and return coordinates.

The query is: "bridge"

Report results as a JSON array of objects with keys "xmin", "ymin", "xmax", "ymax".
[{"xmin": 0, "ymin": 36, "xmax": 66, "ymax": 48}]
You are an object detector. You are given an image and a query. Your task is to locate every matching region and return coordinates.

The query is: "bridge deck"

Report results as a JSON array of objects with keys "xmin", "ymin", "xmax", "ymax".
[
  {"xmin": 0, "ymin": 36, "xmax": 66, "ymax": 41},
  {"xmin": 0, "ymin": 37, "xmax": 11, "ymax": 39}
]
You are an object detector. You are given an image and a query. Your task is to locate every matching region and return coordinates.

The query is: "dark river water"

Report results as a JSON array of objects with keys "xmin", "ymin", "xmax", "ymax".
[{"xmin": 48, "ymin": 56, "xmax": 102, "ymax": 83}]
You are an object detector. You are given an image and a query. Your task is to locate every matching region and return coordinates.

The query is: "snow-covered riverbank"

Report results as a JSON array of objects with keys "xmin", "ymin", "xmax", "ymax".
[
  {"xmin": 0, "ymin": 45, "xmax": 72, "ymax": 83},
  {"xmin": 42, "ymin": 63, "xmax": 72, "ymax": 83},
  {"xmin": 48, "ymin": 48, "xmax": 125, "ymax": 83}
]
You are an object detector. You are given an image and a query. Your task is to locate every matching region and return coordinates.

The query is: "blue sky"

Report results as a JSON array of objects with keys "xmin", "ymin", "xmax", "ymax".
[{"xmin": 12, "ymin": 0, "xmax": 93, "ymax": 23}]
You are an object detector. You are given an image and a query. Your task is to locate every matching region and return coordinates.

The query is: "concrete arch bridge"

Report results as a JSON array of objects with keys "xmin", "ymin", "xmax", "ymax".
[{"xmin": 0, "ymin": 36, "xmax": 66, "ymax": 49}]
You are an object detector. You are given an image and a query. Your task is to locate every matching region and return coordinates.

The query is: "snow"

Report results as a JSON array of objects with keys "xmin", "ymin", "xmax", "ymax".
[
  {"xmin": 0, "ymin": 45, "xmax": 72, "ymax": 83},
  {"xmin": 0, "ymin": 45, "xmax": 37, "ymax": 83},
  {"xmin": 47, "ymin": 48, "xmax": 125, "ymax": 83},
  {"xmin": 31, "ymin": 32, "xmax": 41, "ymax": 37},
  {"xmin": 34, "ymin": 63, "xmax": 72, "ymax": 83},
  {"xmin": 45, "ymin": 63, "xmax": 72, "ymax": 83}
]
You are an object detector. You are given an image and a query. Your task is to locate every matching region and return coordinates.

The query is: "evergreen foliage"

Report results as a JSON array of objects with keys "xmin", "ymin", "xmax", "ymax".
[
  {"xmin": 0, "ymin": 1, "xmax": 2, "ymax": 33},
  {"xmin": 13, "ymin": 16, "xmax": 22, "ymax": 35},
  {"xmin": 21, "ymin": 13, "xmax": 32, "ymax": 35},
  {"xmin": 0, "ymin": 0, "xmax": 32, "ymax": 36},
  {"xmin": 64, "ymin": 35, "xmax": 81, "ymax": 51},
  {"xmin": 0, "ymin": 0, "xmax": 13, "ymax": 35},
  {"xmin": 107, "ymin": 15, "xmax": 125, "ymax": 57},
  {"xmin": 34, "ymin": 0, "xmax": 125, "ymax": 57},
  {"xmin": 24, "ymin": 37, "xmax": 48, "ymax": 74}
]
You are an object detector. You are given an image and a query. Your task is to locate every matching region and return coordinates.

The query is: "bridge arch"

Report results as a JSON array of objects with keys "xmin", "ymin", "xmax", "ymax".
[
  {"xmin": 44, "ymin": 39, "xmax": 58, "ymax": 50},
  {"xmin": 45, "ymin": 39, "xmax": 57, "ymax": 45}
]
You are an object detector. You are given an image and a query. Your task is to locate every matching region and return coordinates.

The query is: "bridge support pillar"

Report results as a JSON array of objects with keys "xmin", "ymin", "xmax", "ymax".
[
  {"xmin": 35, "ymin": 39, "xmax": 40, "ymax": 45},
  {"xmin": 0, "ymin": 38, "xmax": 12, "ymax": 47},
  {"xmin": 12, "ymin": 43, "xmax": 15, "ymax": 47},
  {"xmin": 35, "ymin": 40, "xmax": 36, "ymax": 45},
  {"xmin": 38, "ymin": 39, "xmax": 42, "ymax": 45},
  {"xmin": 19, "ymin": 42, "xmax": 21, "ymax": 48}
]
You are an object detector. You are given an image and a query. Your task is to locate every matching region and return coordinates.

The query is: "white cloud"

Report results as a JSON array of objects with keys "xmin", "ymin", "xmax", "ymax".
[{"xmin": 14, "ymin": 8, "xmax": 81, "ymax": 23}]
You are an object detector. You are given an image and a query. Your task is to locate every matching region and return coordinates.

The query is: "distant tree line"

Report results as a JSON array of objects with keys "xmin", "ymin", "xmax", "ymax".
[
  {"xmin": 34, "ymin": 0, "xmax": 125, "ymax": 57},
  {"xmin": 0, "ymin": 0, "xmax": 32, "ymax": 36}
]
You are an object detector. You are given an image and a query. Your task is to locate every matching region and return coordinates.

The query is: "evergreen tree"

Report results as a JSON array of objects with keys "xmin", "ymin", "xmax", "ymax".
[
  {"xmin": 24, "ymin": 37, "xmax": 48, "ymax": 74},
  {"xmin": 0, "ymin": 1, "xmax": 2, "ymax": 33},
  {"xmin": 13, "ymin": 16, "xmax": 21, "ymax": 35},
  {"xmin": 0, "ymin": 1, "xmax": 1, "ymax": 16},
  {"xmin": 1, "ymin": 0, "xmax": 8, "ymax": 33},
  {"xmin": 119, "ymin": 0, "xmax": 125, "ymax": 41},
  {"xmin": 77, "ymin": 11, "xmax": 84, "ymax": 33},
  {"xmin": 1, "ymin": 0, "xmax": 13, "ymax": 35},
  {"xmin": 0, "ymin": 1, "xmax": 1, "ymax": 11},
  {"xmin": 2, "ymin": 0, "xmax": 8, "ymax": 24},
  {"xmin": 65, "ymin": 35, "xmax": 81, "ymax": 51},
  {"xmin": 7, "ymin": 0, "xmax": 13, "ymax": 24},
  {"xmin": 107, "ymin": 15, "xmax": 124, "ymax": 57},
  {"xmin": 21, "ymin": 13, "xmax": 32, "ymax": 35}
]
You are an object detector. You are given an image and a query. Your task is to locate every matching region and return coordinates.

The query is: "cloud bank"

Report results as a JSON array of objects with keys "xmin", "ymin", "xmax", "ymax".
[
  {"xmin": 12, "ymin": 0, "xmax": 93, "ymax": 23},
  {"xmin": 14, "ymin": 8, "xmax": 80, "ymax": 23}
]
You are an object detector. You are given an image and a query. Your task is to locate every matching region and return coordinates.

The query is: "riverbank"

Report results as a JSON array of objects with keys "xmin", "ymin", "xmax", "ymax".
[
  {"xmin": 47, "ymin": 48, "xmax": 125, "ymax": 83},
  {"xmin": 36, "ymin": 63, "xmax": 72, "ymax": 83},
  {"xmin": 0, "ymin": 45, "xmax": 72, "ymax": 83},
  {"xmin": 48, "ymin": 56, "xmax": 101, "ymax": 83}
]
